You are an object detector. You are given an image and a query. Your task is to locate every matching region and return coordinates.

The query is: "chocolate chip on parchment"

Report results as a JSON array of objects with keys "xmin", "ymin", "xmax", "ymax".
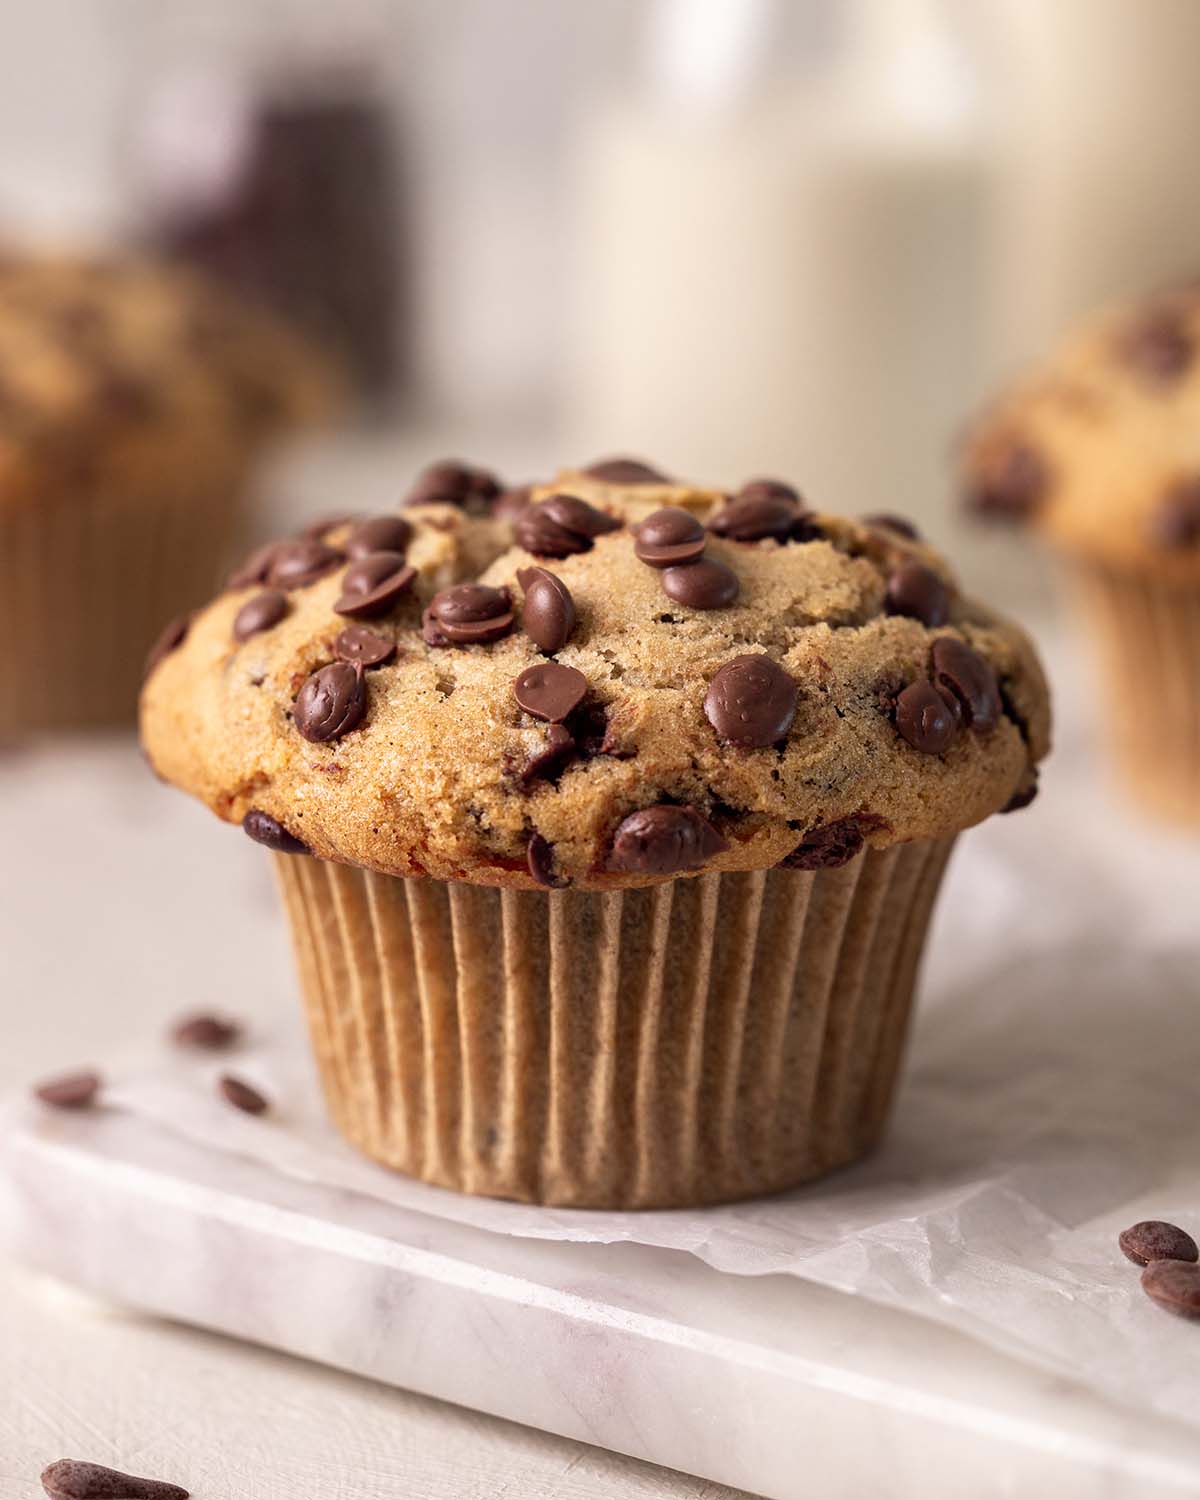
[
  {"xmin": 40, "ymin": 1458, "xmax": 189, "ymax": 1500},
  {"xmin": 422, "ymin": 583, "xmax": 515, "ymax": 646},
  {"xmin": 343, "ymin": 514, "xmax": 413, "ymax": 558},
  {"xmin": 267, "ymin": 538, "xmax": 344, "ymax": 590},
  {"xmin": 1153, "ymin": 477, "xmax": 1200, "ymax": 548},
  {"xmin": 582, "ymin": 456, "xmax": 668, "ymax": 484},
  {"xmin": 1120, "ymin": 1220, "xmax": 1199, "ymax": 1267},
  {"xmin": 862, "ymin": 512, "xmax": 921, "ymax": 540},
  {"xmin": 333, "ymin": 551, "xmax": 417, "ymax": 619},
  {"xmin": 403, "ymin": 459, "xmax": 501, "ymax": 510},
  {"xmin": 514, "ymin": 661, "xmax": 588, "ymax": 723},
  {"xmin": 171, "ymin": 1013, "xmax": 241, "ymax": 1051},
  {"xmin": 930, "ymin": 636, "xmax": 1001, "ymax": 731},
  {"xmin": 1141, "ymin": 1260, "xmax": 1200, "ymax": 1320},
  {"xmin": 333, "ymin": 624, "xmax": 396, "ymax": 667},
  {"xmin": 233, "ymin": 589, "xmax": 288, "ymax": 641},
  {"xmin": 242, "ymin": 809, "xmax": 309, "ymax": 855},
  {"xmin": 520, "ymin": 723, "xmax": 576, "ymax": 785},
  {"xmin": 634, "ymin": 507, "xmax": 706, "ymax": 567},
  {"xmin": 518, "ymin": 566, "xmax": 576, "ymax": 653},
  {"xmin": 781, "ymin": 818, "xmax": 869, "ymax": 870},
  {"xmin": 1119, "ymin": 307, "xmax": 1194, "ymax": 385},
  {"xmin": 894, "ymin": 680, "xmax": 959, "ymax": 754},
  {"xmin": 527, "ymin": 832, "xmax": 567, "ymax": 888},
  {"xmin": 885, "ymin": 561, "xmax": 950, "ymax": 627},
  {"xmin": 704, "ymin": 654, "xmax": 798, "ymax": 748},
  {"xmin": 515, "ymin": 494, "xmax": 621, "ymax": 558},
  {"xmin": 294, "ymin": 661, "xmax": 367, "ymax": 742},
  {"xmin": 661, "ymin": 557, "xmax": 739, "ymax": 609},
  {"xmin": 607, "ymin": 805, "xmax": 728, "ymax": 876},
  {"xmin": 219, "ymin": 1074, "xmax": 269, "ymax": 1116},
  {"xmin": 225, "ymin": 541, "xmax": 279, "ymax": 590},
  {"xmin": 966, "ymin": 440, "xmax": 1048, "ymax": 522},
  {"xmin": 34, "ymin": 1071, "xmax": 100, "ymax": 1110}
]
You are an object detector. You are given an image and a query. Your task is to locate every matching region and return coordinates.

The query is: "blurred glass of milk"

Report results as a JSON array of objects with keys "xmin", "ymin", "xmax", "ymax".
[{"xmin": 568, "ymin": 0, "xmax": 996, "ymax": 531}]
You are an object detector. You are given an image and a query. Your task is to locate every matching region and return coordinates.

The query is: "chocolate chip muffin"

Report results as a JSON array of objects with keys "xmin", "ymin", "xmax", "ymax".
[
  {"xmin": 962, "ymin": 282, "xmax": 1200, "ymax": 824},
  {"xmin": 142, "ymin": 458, "xmax": 1050, "ymax": 1208},
  {"xmin": 0, "ymin": 250, "xmax": 334, "ymax": 734}
]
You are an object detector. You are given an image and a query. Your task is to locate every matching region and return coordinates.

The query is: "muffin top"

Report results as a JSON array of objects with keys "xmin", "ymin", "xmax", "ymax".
[
  {"xmin": 0, "ymin": 250, "xmax": 334, "ymax": 509},
  {"xmin": 141, "ymin": 458, "xmax": 1051, "ymax": 890},
  {"xmin": 961, "ymin": 281, "xmax": 1200, "ymax": 580}
]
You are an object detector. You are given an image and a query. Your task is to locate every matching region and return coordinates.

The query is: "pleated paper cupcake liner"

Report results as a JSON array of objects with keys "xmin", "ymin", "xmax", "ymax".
[{"xmin": 273, "ymin": 839, "xmax": 955, "ymax": 1210}]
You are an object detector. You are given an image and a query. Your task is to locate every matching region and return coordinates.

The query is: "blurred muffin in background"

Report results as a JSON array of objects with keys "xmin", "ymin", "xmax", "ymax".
[
  {"xmin": 0, "ymin": 250, "xmax": 336, "ymax": 736},
  {"xmin": 961, "ymin": 282, "xmax": 1200, "ymax": 827}
]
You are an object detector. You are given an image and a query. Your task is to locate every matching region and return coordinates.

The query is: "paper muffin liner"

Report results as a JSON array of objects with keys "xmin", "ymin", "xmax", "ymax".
[
  {"xmin": 1063, "ymin": 558, "xmax": 1200, "ymax": 827},
  {"xmin": 0, "ymin": 477, "xmax": 243, "ymax": 734},
  {"xmin": 273, "ymin": 838, "xmax": 955, "ymax": 1209}
]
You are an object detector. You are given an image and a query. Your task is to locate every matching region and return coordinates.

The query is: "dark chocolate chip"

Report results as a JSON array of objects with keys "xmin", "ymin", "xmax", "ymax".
[
  {"xmin": 1141, "ymin": 1260, "xmax": 1200, "ymax": 1320},
  {"xmin": 242, "ymin": 809, "xmax": 309, "ymax": 855},
  {"xmin": 704, "ymin": 654, "xmax": 798, "ymax": 748},
  {"xmin": 267, "ymin": 539, "xmax": 345, "ymax": 590},
  {"xmin": 515, "ymin": 494, "xmax": 621, "ymax": 558},
  {"xmin": 40, "ymin": 1458, "xmax": 189, "ymax": 1500},
  {"xmin": 634, "ymin": 507, "xmax": 707, "ymax": 566},
  {"xmin": 403, "ymin": 459, "xmax": 501, "ymax": 511},
  {"xmin": 1120, "ymin": 1220, "xmax": 1199, "ymax": 1267},
  {"xmin": 1154, "ymin": 477, "xmax": 1200, "ymax": 548},
  {"xmin": 225, "ymin": 541, "xmax": 280, "ymax": 590},
  {"xmin": 144, "ymin": 613, "xmax": 191, "ymax": 679},
  {"xmin": 333, "ymin": 625, "xmax": 396, "ymax": 667},
  {"xmin": 517, "ymin": 566, "xmax": 576, "ymax": 653},
  {"xmin": 520, "ymin": 724, "xmax": 576, "ymax": 785},
  {"xmin": 930, "ymin": 636, "xmax": 1000, "ymax": 731},
  {"xmin": 493, "ymin": 484, "xmax": 533, "ymax": 518},
  {"xmin": 967, "ymin": 441, "xmax": 1048, "ymax": 522},
  {"xmin": 885, "ymin": 561, "xmax": 950, "ymax": 627},
  {"xmin": 422, "ymin": 584, "xmax": 515, "ymax": 646},
  {"xmin": 738, "ymin": 477, "xmax": 802, "ymax": 504},
  {"xmin": 708, "ymin": 492, "xmax": 802, "ymax": 543},
  {"xmin": 333, "ymin": 551, "xmax": 417, "ymax": 619},
  {"xmin": 661, "ymin": 557, "xmax": 740, "ymax": 609},
  {"xmin": 894, "ymin": 680, "xmax": 960, "ymax": 754},
  {"xmin": 582, "ymin": 457, "xmax": 668, "ymax": 484},
  {"xmin": 607, "ymin": 805, "xmax": 728, "ymax": 876},
  {"xmin": 344, "ymin": 515, "xmax": 413, "ymax": 558},
  {"xmin": 1000, "ymin": 767, "xmax": 1039, "ymax": 814},
  {"xmin": 527, "ymin": 832, "xmax": 567, "ymax": 888},
  {"xmin": 219, "ymin": 1074, "xmax": 269, "ymax": 1115},
  {"xmin": 513, "ymin": 661, "xmax": 588, "ymax": 723},
  {"xmin": 233, "ymin": 589, "xmax": 288, "ymax": 642},
  {"xmin": 862, "ymin": 512, "xmax": 921, "ymax": 540},
  {"xmin": 172, "ymin": 1014, "xmax": 241, "ymax": 1051},
  {"xmin": 1120, "ymin": 308, "xmax": 1194, "ymax": 385},
  {"xmin": 781, "ymin": 818, "xmax": 869, "ymax": 870},
  {"xmin": 34, "ymin": 1071, "xmax": 100, "ymax": 1110},
  {"xmin": 293, "ymin": 662, "xmax": 367, "ymax": 742}
]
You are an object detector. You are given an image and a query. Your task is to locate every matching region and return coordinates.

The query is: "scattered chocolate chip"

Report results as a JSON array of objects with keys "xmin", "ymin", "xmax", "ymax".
[
  {"xmin": 634, "ymin": 507, "xmax": 707, "ymax": 566},
  {"xmin": 1120, "ymin": 1220, "xmax": 1199, "ymax": 1267},
  {"xmin": 526, "ymin": 832, "xmax": 567, "ymax": 888},
  {"xmin": 704, "ymin": 654, "xmax": 798, "ymax": 748},
  {"xmin": 1153, "ymin": 477, "xmax": 1200, "ymax": 548},
  {"xmin": 294, "ymin": 662, "xmax": 367, "ymax": 742},
  {"xmin": 40, "ymin": 1458, "xmax": 189, "ymax": 1500},
  {"xmin": 144, "ymin": 613, "xmax": 191, "ymax": 679},
  {"xmin": 34, "ymin": 1071, "xmax": 100, "ymax": 1110},
  {"xmin": 344, "ymin": 515, "xmax": 413, "ymax": 558},
  {"xmin": 708, "ymin": 491, "xmax": 802, "ymax": 543},
  {"xmin": 403, "ymin": 459, "xmax": 501, "ymax": 510},
  {"xmin": 514, "ymin": 661, "xmax": 588, "ymax": 723},
  {"xmin": 219, "ymin": 1074, "xmax": 269, "ymax": 1116},
  {"xmin": 862, "ymin": 512, "xmax": 921, "ymax": 540},
  {"xmin": 894, "ymin": 680, "xmax": 960, "ymax": 754},
  {"xmin": 885, "ymin": 561, "xmax": 950, "ymax": 627},
  {"xmin": 930, "ymin": 636, "xmax": 1000, "ymax": 731},
  {"xmin": 967, "ymin": 441, "xmax": 1048, "ymax": 522},
  {"xmin": 607, "ymin": 805, "xmax": 728, "ymax": 876},
  {"xmin": 661, "ymin": 557, "xmax": 740, "ymax": 609},
  {"xmin": 422, "ymin": 583, "xmax": 515, "ymax": 646},
  {"xmin": 782, "ymin": 818, "xmax": 870, "ymax": 869},
  {"xmin": 1000, "ymin": 767, "xmax": 1039, "ymax": 814},
  {"xmin": 520, "ymin": 723, "xmax": 576, "ymax": 785},
  {"xmin": 242, "ymin": 809, "xmax": 309, "ymax": 855},
  {"xmin": 493, "ymin": 484, "xmax": 533, "ymax": 518},
  {"xmin": 333, "ymin": 624, "xmax": 396, "ymax": 667},
  {"xmin": 172, "ymin": 1014, "xmax": 241, "ymax": 1050},
  {"xmin": 517, "ymin": 566, "xmax": 575, "ymax": 653},
  {"xmin": 225, "ymin": 541, "xmax": 279, "ymax": 590},
  {"xmin": 1119, "ymin": 307, "xmax": 1194, "ymax": 385},
  {"xmin": 267, "ymin": 539, "xmax": 344, "ymax": 590},
  {"xmin": 582, "ymin": 457, "xmax": 668, "ymax": 484},
  {"xmin": 1141, "ymin": 1260, "xmax": 1200, "ymax": 1320},
  {"xmin": 333, "ymin": 551, "xmax": 417, "ymax": 619},
  {"xmin": 515, "ymin": 494, "xmax": 621, "ymax": 558},
  {"xmin": 233, "ymin": 589, "xmax": 288, "ymax": 642}
]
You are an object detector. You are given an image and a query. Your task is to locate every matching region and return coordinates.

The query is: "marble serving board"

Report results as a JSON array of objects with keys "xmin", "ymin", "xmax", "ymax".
[{"xmin": 4, "ymin": 1103, "xmax": 1200, "ymax": 1500}]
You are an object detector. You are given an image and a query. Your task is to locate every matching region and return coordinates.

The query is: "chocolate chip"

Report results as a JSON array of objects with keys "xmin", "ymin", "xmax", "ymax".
[
  {"xmin": 862, "ymin": 512, "xmax": 921, "ymax": 540},
  {"xmin": 422, "ymin": 583, "xmax": 515, "ymax": 646},
  {"xmin": 333, "ymin": 551, "xmax": 417, "ymax": 618},
  {"xmin": 527, "ymin": 832, "xmax": 567, "ymax": 888},
  {"xmin": 582, "ymin": 457, "xmax": 668, "ymax": 484},
  {"xmin": 219, "ymin": 1074, "xmax": 269, "ymax": 1115},
  {"xmin": 607, "ymin": 805, "xmax": 728, "ymax": 876},
  {"xmin": 517, "ymin": 566, "xmax": 575, "ymax": 653},
  {"xmin": 515, "ymin": 494, "xmax": 621, "ymax": 558},
  {"xmin": 294, "ymin": 662, "xmax": 367, "ymax": 742},
  {"xmin": 930, "ymin": 636, "xmax": 1000, "ymax": 731},
  {"xmin": 894, "ymin": 680, "xmax": 959, "ymax": 754},
  {"xmin": 1000, "ymin": 767, "xmax": 1039, "ymax": 814},
  {"xmin": 403, "ymin": 459, "xmax": 501, "ymax": 510},
  {"xmin": 344, "ymin": 515, "xmax": 413, "ymax": 558},
  {"xmin": 1154, "ymin": 477, "xmax": 1200, "ymax": 548},
  {"xmin": 225, "ymin": 541, "xmax": 279, "ymax": 590},
  {"xmin": 34, "ymin": 1071, "xmax": 100, "ymax": 1110},
  {"xmin": 144, "ymin": 613, "xmax": 191, "ymax": 679},
  {"xmin": 1120, "ymin": 307, "xmax": 1194, "ymax": 385},
  {"xmin": 967, "ymin": 441, "xmax": 1048, "ymax": 522},
  {"xmin": 1120, "ymin": 1220, "xmax": 1199, "ymax": 1267},
  {"xmin": 738, "ymin": 477, "xmax": 802, "ymax": 505},
  {"xmin": 172, "ymin": 1013, "xmax": 241, "ymax": 1050},
  {"xmin": 885, "ymin": 561, "xmax": 950, "ymax": 627},
  {"xmin": 333, "ymin": 624, "xmax": 396, "ymax": 667},
  {"xmin": 520, "ymin": 724, "xmax": 576, "ymax": 785},
  {"xmin": 267, "ymin": 539, "xmax": 345, "ymax": 590},
  {"xmin": 704, "ymin": 654, "xmax": 798, "ymax": 748},
  {"xmin": 708, "ymin": 491, "xmax": 802, "ymax": 543},
  {"xmin": 634, "ymin": 507, "xmax": 707, "ymax": 567},
  {"xmin": 514, "ymin": 662, "xmax": 588, "ymax": 722},
  {"xmin": 302, "ymin": 512, "xmax": 359, "ymax": 540},
  {"xmin": 233, "ymin": 589, "xmax": 288, "ymax": 642},
  {"xmin": 242, "ymin": 809, "xmax": 309, "ymax": 855},
  {"xmin": 40, "ymin": 1458, "xmax": 189, "ymax": 1500},
  {"xmin": 1141, "ymin": 1260, "xmax": 1200, "ymax": 1320},
  {"xmin": 661, "ymin": 557, "xmax": 739, "ymax": 609},
  {"xmin": 781, "ymin": 818, "xmax": 869, "ymax": 869},
  {"xmin": 493, "ymin": 484, "xmax": 533, "ymax": 518}
]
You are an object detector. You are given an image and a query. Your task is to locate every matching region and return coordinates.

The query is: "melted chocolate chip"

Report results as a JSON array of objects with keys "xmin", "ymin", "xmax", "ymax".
[
  {"xmin": 144, "ymin": 613, "xmax": 191, "ymax": 679},
  {"xmin": 403, "ymin": 459, "xmax": 501, "ymax": 510},
  {"xmin": 661, "ymin": 557, "xmax": 740, "ymax": 609},
  {"xmin": 294, "ymin": 662, "xmax": 367, "ymax": 742},
  {"xmin": 607, "ymin": 805, "xmax": 728, "ymax": 876},
  {"xmin": 967, "ymin": 441, "xmax": 1048, "ymax": 522},
  {"xmin": 226, "ymin": 541, "xmax": 280, "ymax": 590},
  {"xmin": 513, "ymin": 662, "xmax": 588, "ymax": 723},
  {"xmin": 515, "ymin": 494, "xmax": 621, "ymax": 558},
  {"xmin": 333, "ymin": 551, "xmax": 417, "ymax": 619},
  {"xmin": 931, "ymin": 636, "xmax": 1001, "ymax": 731},
  {"xmin": 518, "ymin": 566, "xmax": 576, "ymax": 653},
  {"xmin": 1141, "ymin": 1260, "xmax": 1200, "ymax": 1320},
  {"xmin": 1120, "ymin": 1220, "xmax": 1199, "ymax": 1267},
  {"xmin": 242, "ymin": 809, "xmax": 309, "ymax": 855},
  {"xmin": 781, "ymin": 818, "xmax": 870, "ymax": 870},
  {"xmin": 1154, "ymin": 477, "xmax": 1200, "ymax": 548},
  {"xmin": 704, "ymin": 654, "xmax": 798, "ymax": 748},
  {"xmin": 333, "ymin": 625, "xmax": 396, "ymax": 667},
  {"xmin": 344, "ymin": 515, "xmax": 413, "ymax": 558},
  {"xmin": 267, "ymin": 539, "xmax": 345, "ymax": 590},
  {"xmin": 1120, "ymin": 307, "xmax": 1194, "ymax": 385},
  {"xmin": 894, "ymin": 680, "xmax": 960, "ymax": 754},
  {"xmin": 634, "ymin": 507, "xmax": 706, "ymax": 566},
  {"xmin": 34, "ymin": 1071, "xmax": 101, "ymax": 1110},
  {"xmin": 423, "ymin": 584, "xmax": 515, "ymax": 646},
  {"xmin": 527, "ymin": 832, "xmax": 567, "ymax": 888},
  {"xmin": 40, "ymin": 1459, "xmax": 189, "ymax": 1500},
  {"xmin": 233, "ymin": 590, "xmax": 288, "ymax": 642},
  {"xmin": 862, "ymin": 512, "xmax": 921, "ymax": 540},
  {"xmin": 885, "ymin": 561, "xmax": 950, "ymax": 627},
  {"xmin": 582, "ymin": 456, "xmax": 668, "ymax": 484},
  {"xmin": 219, "ymin": 1074, "xmax": 269, "ymax": 1115},
  {"xmin": 172, "ymin": 1013, "xmax": 241, "ymax": 1050},
  {"xmin": 520, "ymin": 724, "xmax": 576, "ymax": 785}
]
